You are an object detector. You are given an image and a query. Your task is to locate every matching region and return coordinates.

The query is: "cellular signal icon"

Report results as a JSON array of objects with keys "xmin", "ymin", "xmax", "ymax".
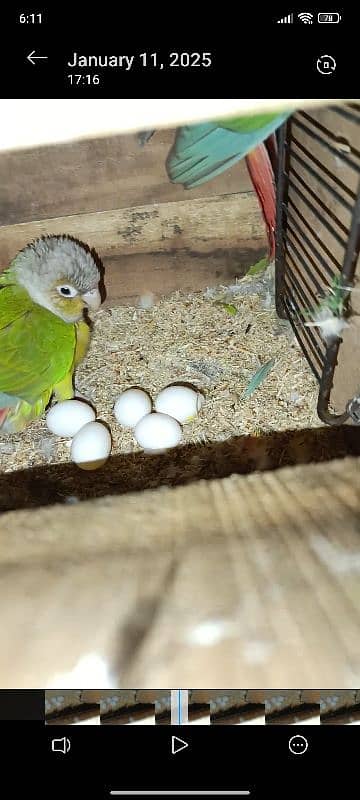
[{"xmin": 277, "ymin": 13, "xmax": 294, "ymax": 23}]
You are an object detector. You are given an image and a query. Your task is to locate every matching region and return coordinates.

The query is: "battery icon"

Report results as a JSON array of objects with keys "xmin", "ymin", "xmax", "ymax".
[{"xmin": 318, "ymin": 12, "xmax": 341, "ymax": 23}]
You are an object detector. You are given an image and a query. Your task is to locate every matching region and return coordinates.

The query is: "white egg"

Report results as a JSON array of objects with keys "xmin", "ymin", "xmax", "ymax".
[
  {"xmin": 134, "ymin": 412, "xmax": 182, "ymax": 452},
  {"xmin": 154, "ymin": 385, "xmax": 204, "ymax": 423},
  {"xmin": 46, "ymin": 399, "xmax": 96, "ymax": 437},
  {"xmin": 70, "ymin": 421, "xmax": 112, "ymax": 470},
  {"xmin": 114, "ymin": 388, "xmax": 152, "ymax": 428}
]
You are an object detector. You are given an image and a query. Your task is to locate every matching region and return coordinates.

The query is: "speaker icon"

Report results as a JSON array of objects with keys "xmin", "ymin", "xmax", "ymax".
[{"xmin": 51, "ymin": 737, "xmax": 71, "ymax": 754}]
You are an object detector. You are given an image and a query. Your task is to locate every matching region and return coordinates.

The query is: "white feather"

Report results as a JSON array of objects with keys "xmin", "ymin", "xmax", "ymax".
[{"xmin": 305, "ymin": 307, "xmax": 349, "ymax": 343}]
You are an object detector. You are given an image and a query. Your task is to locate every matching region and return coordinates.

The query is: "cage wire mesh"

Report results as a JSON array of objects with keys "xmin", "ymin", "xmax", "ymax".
[{"xmin": 275, "ymin": 103, "xmax": 360, "ymax": 425}]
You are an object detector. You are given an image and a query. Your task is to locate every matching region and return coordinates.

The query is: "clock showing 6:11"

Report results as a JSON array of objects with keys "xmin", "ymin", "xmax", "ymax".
[{"xmin": 19, "ymin": 12, "xmax": 43, "ymax": 23}]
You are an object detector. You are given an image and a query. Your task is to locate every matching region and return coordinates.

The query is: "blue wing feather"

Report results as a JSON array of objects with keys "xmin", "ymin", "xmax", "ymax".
[{"xmin": 166, "ymin": 115, "xmax": 290, "ymax": 188}]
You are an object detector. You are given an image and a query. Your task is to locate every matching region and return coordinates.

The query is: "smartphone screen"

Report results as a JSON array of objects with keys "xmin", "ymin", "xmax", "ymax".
[{"xmin": 0, "ymin": 8, "xmax": 359, "ymax": 800}]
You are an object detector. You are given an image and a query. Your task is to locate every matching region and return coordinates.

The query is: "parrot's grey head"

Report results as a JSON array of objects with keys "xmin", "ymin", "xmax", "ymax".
[{"xmin": 12, "ymin": 235, "xmax": 102, "ymax": 323}]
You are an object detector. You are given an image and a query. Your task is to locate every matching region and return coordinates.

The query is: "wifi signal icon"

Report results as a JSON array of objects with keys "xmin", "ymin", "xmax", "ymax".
[{"xmin": 298, "ymin": 12, "xmax": 314, "ymax": 23}]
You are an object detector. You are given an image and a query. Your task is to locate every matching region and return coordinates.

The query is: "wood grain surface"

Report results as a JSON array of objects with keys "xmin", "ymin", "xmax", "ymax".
[{"xmin": 1, "ymin": 455, "xmax": 360, "ymax": 688}]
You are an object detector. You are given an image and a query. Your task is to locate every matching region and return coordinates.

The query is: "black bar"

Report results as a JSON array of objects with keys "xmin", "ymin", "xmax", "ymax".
[
  {"xmin": 2, "ymin": 7, "xmax": 358, "ymax": 97},
  {"xmin": 287, "ymin": 199, "xmax": 343, "ymax": 271},
  {"xmin": 294, "ymin": 114, "xmax": 360, "ymax": 174},
  {"xmin": 0, "ymin": 690, "xmax": 45, "ymax": 721}
]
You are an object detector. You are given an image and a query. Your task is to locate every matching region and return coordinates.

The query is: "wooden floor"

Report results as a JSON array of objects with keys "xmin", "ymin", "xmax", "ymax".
[{"xmin": 1, "ymin": 454, "xmax": 360, "ymax": 688}]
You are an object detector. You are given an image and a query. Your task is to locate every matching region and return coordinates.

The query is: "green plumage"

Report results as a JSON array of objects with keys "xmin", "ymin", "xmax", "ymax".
[
  {"xmin": 0, "ymin": 272, "xmax": 76, "ymax": 404},
  {"xmin": 0, "ymin": 269, "xmax": 77, "ymax": 433},
  {"xmin": 216, "ymin": 112, "xmax": 284, "ymax": 133},
  {"xmin": 0, "ymin": 234, "xmax": 100, "ymax": 433},
  {"xmin": 166, "ymin": 112, "xmax": 290, "ymax": 188}
]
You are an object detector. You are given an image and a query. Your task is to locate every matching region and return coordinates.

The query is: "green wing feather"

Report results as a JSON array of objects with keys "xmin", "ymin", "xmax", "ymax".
[
  {"xmin": 166, "ymin": 113, "xmax": 290, "ymax": 188},
  {"xmin": 215, "ymin": 112, "xmax": 285, "ymax": 133},
  {"xmin": 243, "ymin": 359, "xmax": 275, "ymax": 399},
  {"xmin": 0, "ymin": 273, "xmax": 76, "ymax": 407}
]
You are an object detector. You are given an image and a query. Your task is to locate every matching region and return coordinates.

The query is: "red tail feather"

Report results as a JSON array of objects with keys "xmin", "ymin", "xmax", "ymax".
[
  {"xmin": 0, "ymin": 408, "xmax": 9, "ymax": 428},
  {"xmin": 264, "ymin": 133, "xmax": 278, "ymax": 174},
  {"xmin": 245, "ymin": 142, "xmax": 276, "ymax": 262}
]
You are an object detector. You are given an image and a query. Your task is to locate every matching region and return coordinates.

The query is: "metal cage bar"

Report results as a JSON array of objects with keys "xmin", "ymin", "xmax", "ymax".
[{"xmin": 275, "ymin": 104, "xmax": 360, "ymax": 425}]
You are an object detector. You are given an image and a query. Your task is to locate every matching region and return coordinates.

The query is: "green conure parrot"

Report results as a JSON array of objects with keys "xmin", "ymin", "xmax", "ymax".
[
  {"xmin": 165, "ymin": 111, "xmax": 291, "ymax": 261},
  {"xmin": 0, "ymin": 235, "xmax": 101, "ymax": 434}
]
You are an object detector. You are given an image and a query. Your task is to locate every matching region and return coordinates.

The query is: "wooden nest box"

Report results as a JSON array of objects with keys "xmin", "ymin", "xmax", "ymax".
[
  {"xmin": 1, "ymin": 102, "xmax": 360, "ymax": 688},
  {"xmin": 0, "ymin": 128, "xmax": 267, "ymax": 306}
]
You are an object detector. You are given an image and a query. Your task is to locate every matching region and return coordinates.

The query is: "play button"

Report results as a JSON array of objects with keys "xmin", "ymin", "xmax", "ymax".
[{"xmin": 171, "ymin": 735, "xmax": 189, "ymax": 754}]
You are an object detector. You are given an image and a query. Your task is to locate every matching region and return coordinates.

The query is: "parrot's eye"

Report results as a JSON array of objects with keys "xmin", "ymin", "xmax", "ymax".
[{"xmin": 57, "ymin": 284, "xmax": 78, "ymax": 298}]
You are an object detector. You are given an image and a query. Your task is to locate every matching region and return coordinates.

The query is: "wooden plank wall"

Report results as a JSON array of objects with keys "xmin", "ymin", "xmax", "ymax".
[
  {"xmin": 0, "ymin": 129, "xmax": 266, "ymax": 305},
  {"xmin": 1, "ymin": 455, "xmax": 360, "ymax": 688}
]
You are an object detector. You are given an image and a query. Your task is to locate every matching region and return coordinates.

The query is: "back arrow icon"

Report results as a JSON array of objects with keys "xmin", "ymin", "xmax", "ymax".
[
  {"xmin": 171, "ymin": 736, "xmax": 188, "ymax": 754},
  {"xmin": 27, "ymin": 50, "xmax": 48, "ymax": 65}
]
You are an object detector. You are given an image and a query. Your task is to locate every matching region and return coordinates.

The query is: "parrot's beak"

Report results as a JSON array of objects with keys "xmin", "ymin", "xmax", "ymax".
[{"xmin": 82, "ymin": 287, "xmax": 102, "ymax": 311}]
